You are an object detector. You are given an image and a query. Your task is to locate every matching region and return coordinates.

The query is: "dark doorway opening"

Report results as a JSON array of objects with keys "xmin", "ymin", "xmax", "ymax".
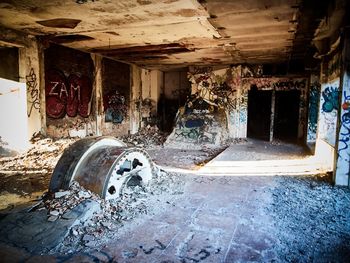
[
  {"xmin": 274, "ymin": 90, "xmax": 300, "ymax": 142},
  {"xmin": 247, "ymin": 88, "xmax": 272, "ymax": 141}
]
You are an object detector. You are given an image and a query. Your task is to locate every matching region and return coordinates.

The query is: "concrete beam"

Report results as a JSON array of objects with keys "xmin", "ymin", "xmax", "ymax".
[{"xmin": 0, "ymin": 25, "xmax": 29, "ymax": 48}]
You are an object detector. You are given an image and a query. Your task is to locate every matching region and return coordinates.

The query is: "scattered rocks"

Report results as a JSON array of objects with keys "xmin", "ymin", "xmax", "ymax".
[
  {"xmin": 268, "ymin": 175, "xmax": 350, "ymax": 262},
  {"xmin": 54, "ymin": 191, "xmax": 70, "ymax": 199},
  {"xmin": 0, "ymin": 137, "xmax": 77, "ymax": 172},
  {"xmin": 44, "ymin": 170, "xmax": 185, "ymax": 255}
]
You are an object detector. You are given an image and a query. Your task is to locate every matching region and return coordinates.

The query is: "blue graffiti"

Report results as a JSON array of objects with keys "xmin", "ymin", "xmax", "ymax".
[
  {"xmin": 308, "ymin": 83, "xmax": 320, "ymax": 136},
  {"xmin": 322, "ymin": 86, "xmax": 339, "ymax": 112},
  {"xmin": 338, "ymin": 91, "xmax": 350, "ymax": 159}
]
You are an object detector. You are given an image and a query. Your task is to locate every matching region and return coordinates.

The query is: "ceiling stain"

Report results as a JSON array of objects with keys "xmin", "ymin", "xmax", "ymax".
[
  {"xmin": 36, "ymin": 18, "xmax": 81, "ymax": 29},
  {"xmin": 172, "ymin": 9, "xmax": 198, "ymax": 17},
  {"xmin": 105, "ymin": 31, "xmax": 120, "ymax": 36},
  {"xmin": 137, "ymin": 0, "xmax": 152, "ymax": 5}
]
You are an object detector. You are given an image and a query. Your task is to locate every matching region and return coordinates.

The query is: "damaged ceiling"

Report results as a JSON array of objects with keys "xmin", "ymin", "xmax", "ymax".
[{"xmin": 0, "ymin": 0, "xmax": 330, "ymax": 69}]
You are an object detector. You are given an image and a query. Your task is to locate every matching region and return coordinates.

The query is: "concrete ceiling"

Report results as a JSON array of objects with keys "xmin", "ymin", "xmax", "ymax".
[{"xmin": 0, "ymin": 0, "xmax": 327, "ymax": 69}]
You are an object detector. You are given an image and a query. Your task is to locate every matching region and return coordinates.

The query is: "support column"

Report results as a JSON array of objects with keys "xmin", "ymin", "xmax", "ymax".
[
  {"xmin": 91, "ymin": 54, "xmax": 103, "ymax": 136},
  {"xmin": 18, "ymin": 36, "xmax": 43, "ymax": 139},
  {"xmin": 269, "ymin": 90, "xmax": 276, "ymax": 142},
  {"xmin": 335, "ymin": 28, "xmax": 350, "ymax": 186},
  {"xmin": 150, "ymin": 70, "xmax": 163, "ymax": 115},
  {"xmin": 130, "ymin": 65, "xmax": 142, "ymax": 134}
]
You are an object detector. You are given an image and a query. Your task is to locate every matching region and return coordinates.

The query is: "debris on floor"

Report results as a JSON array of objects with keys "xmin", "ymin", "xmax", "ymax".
[
  {"xmin": 0, "ymin": 137, "xmax": 77, "ymax": 173},
  {"xmin": 122, "ymin": 125, "xmax": 168, "ymax": 147},
  {"xmin": 44, "ymin": 169, "xmax": 185, "ymax": 254},
  {"xmin": 147, "ymin": 146, "xmax": 226, "ymax": 169},
  {"xmin": 268, "ymin": 175, "xmax": 350, "ymax": 262}
]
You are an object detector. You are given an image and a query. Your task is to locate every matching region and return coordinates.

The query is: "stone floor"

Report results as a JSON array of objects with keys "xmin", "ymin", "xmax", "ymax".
[
  {"xmin": 1, "ymin": 173, "xmax": 350, "ymax": 262},
  {"xmin": 0, "ymin": 138, "xmax": 349, "ymax": 262}
]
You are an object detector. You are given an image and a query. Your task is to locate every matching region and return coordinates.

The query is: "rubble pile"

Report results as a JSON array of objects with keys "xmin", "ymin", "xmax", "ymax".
[
  {"xmin": 43, "ymin": 169, "xmax": 185, "ymax": 254},
  {"xmin": 0, "ymin": 137, "xmax": 77, "ymax": 172},
  {"xmin": 122, "ymin": 125, "xmax": 168, "ymax": 147},
  {"xmin": 268, "ymin": 175, "xmax": 350, "ymax": 261}
]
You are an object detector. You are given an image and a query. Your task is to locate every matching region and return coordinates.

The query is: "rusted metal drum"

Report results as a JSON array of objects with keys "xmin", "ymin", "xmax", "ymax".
[{"xmin": 49, "ymin": 136, "xmax": 155, "ymax": 199}]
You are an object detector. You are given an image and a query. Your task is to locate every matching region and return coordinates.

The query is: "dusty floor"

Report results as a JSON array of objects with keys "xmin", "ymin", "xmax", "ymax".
[
  {"xmin": 0, "ymin": 173, "xmax": 349, "ymax": 262},
  {"xmin": 0, "ymin": 136, "xmax": 349, "ymax": 262}
]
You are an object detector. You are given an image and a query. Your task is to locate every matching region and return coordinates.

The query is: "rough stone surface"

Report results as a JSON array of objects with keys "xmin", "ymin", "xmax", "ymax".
[
  {"xmin": 0, "ymin": 174, "xmax": 349, "ymax": 262},
  {"xmin": 0, "ymin": 199, "xmax": 100, "ymax": 254}
]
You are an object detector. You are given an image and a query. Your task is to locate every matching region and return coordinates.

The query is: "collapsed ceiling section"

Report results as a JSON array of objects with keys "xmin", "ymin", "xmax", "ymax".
[{"xmin": 0, "ymin": 0, "xmax": 329, "ymax": 69}]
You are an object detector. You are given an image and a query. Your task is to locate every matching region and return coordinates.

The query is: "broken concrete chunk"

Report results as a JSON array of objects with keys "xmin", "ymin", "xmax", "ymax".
[
  {"xmin": 101, "ymin": 221, "xmax": 112, "ymax": 229},
  {"xmin": 82, "ymin": 234, "xmax": 95, "ymax": 242},
  {"xmin": 78, "ymin": 190, "xmax": 91, "ymax": 199},
  {"xmin": 54, "ymin": 191, "xmax": 70, "ymax": 199},
  {"xmin": 47, "ymin": 215, "xmax": 58, "ymax": 222},
  {"xmin": 49, "ymin": 210, "xmax": 60, "ymax": 216},
  {"xmin": 84, "ymin": 241, "xmax": 98, "ymax": 247},
  {"xmin": 71, "ymin": 229, "xmax": 78, "ymax": 236}
]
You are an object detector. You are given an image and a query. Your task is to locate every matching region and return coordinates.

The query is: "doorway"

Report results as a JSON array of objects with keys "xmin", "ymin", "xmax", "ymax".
[
  {"xmin": 247, "ymin": 88, "xmax": 272, "ymax": 141},
  {"xmin": 273, "ymin": 90, "xmax": 300, "ymax": 142}
]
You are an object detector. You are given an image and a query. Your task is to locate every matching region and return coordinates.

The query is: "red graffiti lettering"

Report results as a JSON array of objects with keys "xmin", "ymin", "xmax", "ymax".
[
  {"xmin": 49, "ymin": 81, "xmax": 60, "ymax": 96},
  {"xmin": 45, "ymin": 69, "xmax": 92, "ymax": 118}
]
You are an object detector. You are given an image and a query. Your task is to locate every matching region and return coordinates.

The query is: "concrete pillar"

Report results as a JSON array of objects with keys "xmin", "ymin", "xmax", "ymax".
[
  {"xmin": 150, "ymin": 70, "xmax": 163, "ymax": 114},
  {"xmin": 140, "ymin": 69, "xmax": 162, "ymax": 127},
  {"xmin": 18, "ymin": 36, "xmax": 43, "ymax": 139},
  {"xmin": 335, "ymin": 28, "xmax": 350, "ymax": 186},
  {"xmin": 269, "ymin": 90, "xmax": 276, "ymax": 142},
  {"xmin": 130, "ymin": 65, "xmax": 142, "ymax": 134},
  {"xmin": 91, "ymin": 54, "xmax": 103, "ymax": 136}
]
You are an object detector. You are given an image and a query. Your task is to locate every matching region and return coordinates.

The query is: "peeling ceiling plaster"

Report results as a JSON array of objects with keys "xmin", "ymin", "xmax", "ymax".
[{"xmin": 0, "ymin": 0, "xmax": 329, "ymax": 69}]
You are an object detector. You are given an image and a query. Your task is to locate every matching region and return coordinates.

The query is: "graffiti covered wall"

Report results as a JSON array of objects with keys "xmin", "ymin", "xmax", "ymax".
[
  {"xmin": 45, "ymin": 69, "xmax": 93, "ymax": 118},
  {"xmin": 335, "ymin": 70, "xmax": 350, "ymax": 185},
  {"xmin": 318, "ymin": 78, "xmax": 340, "ymax": 146},
  {"xmin": 182, "ymin": 66, "xmax": 308, "ymax": 141},
  {"xmin": 102, "ymin": 58, "xmax": 130, "ymax": 137},
  {"xmin": 307, "ymin": 75, "xmax": 321, "ymax": 143},
  {"xmin": 45, "ymin": 44, "xmax": 95, "ymax": 138}
]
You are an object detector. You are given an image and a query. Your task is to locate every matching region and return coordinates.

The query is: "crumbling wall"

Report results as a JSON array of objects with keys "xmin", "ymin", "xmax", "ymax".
[
  {"xmin": 44, "ymin": 44, "xmax": 95, "ymax": 138},
  {"xmin": 101, "ymin": 58, "xmax": 130, "ymax": 137}
]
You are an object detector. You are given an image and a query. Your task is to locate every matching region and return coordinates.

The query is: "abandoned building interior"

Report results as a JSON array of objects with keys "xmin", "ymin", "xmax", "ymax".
[{"xmin": 0, "ymin": 0, "xmax": 350, "ymax": 261}]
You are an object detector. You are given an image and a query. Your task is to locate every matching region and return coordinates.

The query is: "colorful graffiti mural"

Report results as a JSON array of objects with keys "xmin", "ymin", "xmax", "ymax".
[
  {"xmin": 335, "ymin": 70, "xmax": 350, "ymax": 185},
  {"xmin": 188, "ymin": 68, "xmax": 236, "ymax": 111},
  {"xmin": 167, "ymin": 97, "xmax": 228, "ymax": 146},
  {"xmin": 321, "ymin": 86, "xmax": 339, "ymax": 112},
  {"xmin": 103, "ymin": 91, "xmax": 128, "ymax": 124},
  {"xmin": 187, "ymin": 67, "xmax": 308, "ymax": 140},
  {"xmin": 45, "ymin": 69, "xmax": 93, "ymax": 119},
  {"xmin": 318, "ymin": 79, "xmax": 339, "ymax": 146},
  {"xmin": 306, "ymin": 79, "xmax": 321, "ymax": 142}
]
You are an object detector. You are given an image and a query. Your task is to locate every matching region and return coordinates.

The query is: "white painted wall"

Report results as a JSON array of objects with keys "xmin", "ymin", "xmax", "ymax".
[{"xmin": 0, "ymin": 78, "xmax": 29, "ymax": 152}]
